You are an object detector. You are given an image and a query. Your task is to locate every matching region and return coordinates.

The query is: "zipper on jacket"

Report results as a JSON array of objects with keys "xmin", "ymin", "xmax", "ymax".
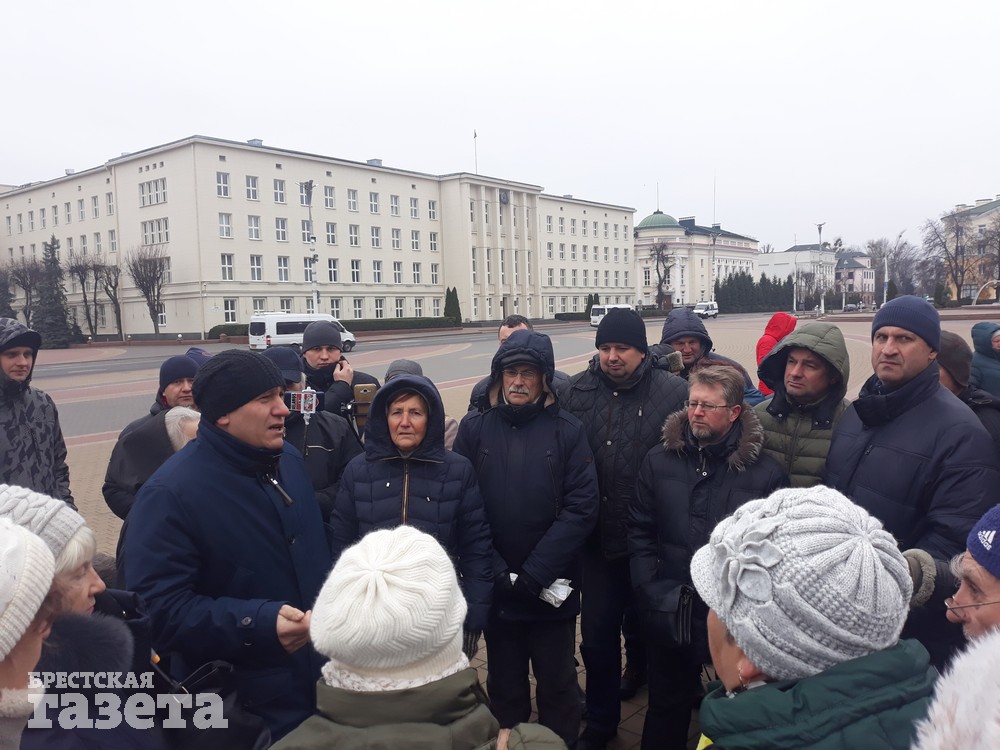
[
  {"xmin": 401, "ymin": 461, "xmax": 410, "ymax": 524},
  {"xmin": 263, "ymin": 472, "xmax": 294, "ymax": 506},
  {"xmin": 545, "ymin": 449, "xmax": 563, "ymax": 513}
]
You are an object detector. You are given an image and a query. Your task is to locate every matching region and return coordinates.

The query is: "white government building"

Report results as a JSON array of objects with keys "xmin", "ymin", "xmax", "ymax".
[{"xmin": 1, "ymin": 135, "xmax": 637, "ymax": 338}]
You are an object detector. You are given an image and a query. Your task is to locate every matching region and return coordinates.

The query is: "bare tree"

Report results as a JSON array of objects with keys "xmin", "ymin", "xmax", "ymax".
[
  {"xmin": 125, "ymin": 245, "xmax": 168, "ymax": 335},
  {"xmin": 759, "ymin": 243, "xmax": 775, "ymax": 254},
  {"xmin": 97, "ymin": 261, "xmax": 124, "ymax": 340},
  {"xmin": 866, "ymin": 232, "xmax": 922, "ymax": 297},
  {"xmin": 923, "ymin": 213, "xmax": 974, "ymax": 300},
  {"xmin": 7, "ymin": 257, "xmax": 45, "ymax": 327},
  {"xmin": 66, "ymin": 255, "xmax": 103, "ymax": 338},
  {"xmin": 648, "ymin": 242, "xmax": 676, "ymax": 310}
]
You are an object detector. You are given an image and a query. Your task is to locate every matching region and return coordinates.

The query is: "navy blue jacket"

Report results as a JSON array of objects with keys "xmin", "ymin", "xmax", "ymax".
[
  {"xmin": 124, "ymin": 421, "xmax": 331, "ymax": 741},
  {"xmin": 455, "ymin": 331, "xmax": 599, "ymax": 621},
  {"xmin": 330, "ymin": 375, "xmax": 494, "ymax": 631}
]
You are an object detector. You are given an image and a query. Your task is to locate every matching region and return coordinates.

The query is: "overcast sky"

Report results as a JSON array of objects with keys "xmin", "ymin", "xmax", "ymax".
[{"xmin": 5, "ymin": 0, "xmax": 998, "ymax": 252}]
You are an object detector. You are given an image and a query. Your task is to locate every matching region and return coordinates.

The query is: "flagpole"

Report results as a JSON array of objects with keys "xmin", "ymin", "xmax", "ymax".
[{"xmin": 474, "ymin": 130, "xmax": 478, "ymax": 174}]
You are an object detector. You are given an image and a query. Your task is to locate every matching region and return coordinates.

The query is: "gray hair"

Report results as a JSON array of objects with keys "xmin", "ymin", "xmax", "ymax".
[{"xmin": 165, "ymin": 406, "xmax": 201, "ymax": 452}]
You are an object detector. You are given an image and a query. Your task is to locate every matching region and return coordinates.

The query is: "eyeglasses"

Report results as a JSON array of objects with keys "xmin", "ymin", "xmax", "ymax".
[
  {"xmin": 502, "ymin": 368, "xmax": 540, "ymax": 381},
  {"xmin": 944, "ymin": 596, "xmax": 1000, "ymax": 611},
  {"xmin": 684, "ymin": 401, "xmax": 733, "ymax": 412}
]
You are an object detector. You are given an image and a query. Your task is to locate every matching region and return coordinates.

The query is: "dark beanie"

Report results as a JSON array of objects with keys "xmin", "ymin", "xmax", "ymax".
[
  {"xmin": 302, "ymin": 321, "xmax": 342, "ymax": 352},
  {"xmin": 193, "ymin": 349, "xmax": 286, "ymax": 423},
  {"xmin": 159, "ymin": 355, "xmax": 199, "ymax": 396},
  {"xmin": 871, "ymin": 295, "xmax": 940, "ymax": 351},
  {"xmin": 937, "ymin": 331, "xmax": 972, "ymax": 388},
  {"xmin": 596, "ymin": 308, "xmax": 648, "ymax": 353},
  {"xmin": 385, "ymin": 359, "xmax": 423, "ymax": 382}
]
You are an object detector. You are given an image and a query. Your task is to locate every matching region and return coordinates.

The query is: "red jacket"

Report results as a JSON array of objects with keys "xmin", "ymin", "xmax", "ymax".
[{"xmin": 755, "ymin": 313, "xmax": 797, "ymax": 396}]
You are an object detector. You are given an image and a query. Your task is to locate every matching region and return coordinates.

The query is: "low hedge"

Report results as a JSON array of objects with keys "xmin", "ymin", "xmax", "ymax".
[
  {"xmin": 207, "ymin": 324, "xmax": 249, "ymax": 339},
  {"xmin": 347, "ymin": 317, "xmax": 457, "ymax": 332},
  {"xmin": 554, "ymin": 312, "xmax": 589, "ymax": 321}
]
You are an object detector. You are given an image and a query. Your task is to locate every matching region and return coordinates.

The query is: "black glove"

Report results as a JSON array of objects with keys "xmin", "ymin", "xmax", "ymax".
[
  {"xmin": 513, "ymin": 572, "xmax": 543, "ymax": 602},
  {"xmin": 463, "ymin": 629, "xmax": 482, "ymax": 659},
  {"xmin": 494, "ymin": 570, "xmax": 515, "ymax": 598}
]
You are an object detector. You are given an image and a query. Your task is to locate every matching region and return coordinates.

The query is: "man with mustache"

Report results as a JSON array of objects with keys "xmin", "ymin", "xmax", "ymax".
[{"xmin": 824, "ymin": 295, "xmax": 1000, "ymax": 668}]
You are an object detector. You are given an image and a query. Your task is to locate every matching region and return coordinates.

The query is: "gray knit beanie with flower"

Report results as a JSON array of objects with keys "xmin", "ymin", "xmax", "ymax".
[{"xmin": 690, "ymin": 485, "xmax": 912, "ymax": 680}]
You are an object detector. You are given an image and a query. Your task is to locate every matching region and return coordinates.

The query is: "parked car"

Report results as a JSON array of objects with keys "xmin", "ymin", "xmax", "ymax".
[
  {"xmin": 693, "ymin": 301, "xmax": 719, "ymax": 319},
  {"xmin": 843, "ymin": 303, "xmax": 859, "ymax": 312}
]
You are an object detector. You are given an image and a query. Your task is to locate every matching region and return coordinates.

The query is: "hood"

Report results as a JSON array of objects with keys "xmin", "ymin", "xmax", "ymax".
[
  {"xmin": 661, "ymin": 402, "xmax": 765, "ymax": 473},
  {"xmin": 363, "ymin": 374, "xmax": 446, "ymax": 462},
  {"xmin": 971, "ymin": 321, "xmax": 1000, "ymax": 358},
  {"xmin": 0, "ymin": 317, "xmax": 41, "ymax": 390},
  {"xmin": 660, "ymin": 307, "xmax": 713, "ymax": 351},
  {"xmin": 763, "ymin": 312, "xmax": 797, "ymax": 341},
  {"xmin": 757, "ymin": 322, "xmax": 850, "ymax": 400},
  {"xmin": 37, "ymin": 613, "xmax": 134, "ymax": 677},
  {"xmin": 487, "ymin": 329, "xmax": 556, "ymax": 408}
]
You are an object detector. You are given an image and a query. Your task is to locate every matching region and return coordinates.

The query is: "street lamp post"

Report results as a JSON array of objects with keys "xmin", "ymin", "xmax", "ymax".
[{"xmin": 816, "ymin": 223, "xmax": 826, "ymax": 315}]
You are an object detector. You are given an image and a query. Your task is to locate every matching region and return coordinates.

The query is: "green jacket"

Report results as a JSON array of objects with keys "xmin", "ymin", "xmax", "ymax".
[
  {"xmin": 754, "ymin": 322, "xmax": 850, "ymax": 487},
  {"xmin": 272, "ymin": 668, "xmax": 566, "ymax": 749},
  {"xmin": 697, "ymin": 640, "xmax": 936, "ymax": 750}
]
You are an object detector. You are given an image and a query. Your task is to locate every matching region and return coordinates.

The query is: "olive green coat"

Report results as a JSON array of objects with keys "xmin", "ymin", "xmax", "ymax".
[
  {"xmin": 754, "ymin": 322, "xmax": 850, "ymax": 487},
  {"xmin": 271, "ymin": 668, "xmax": 566, "ymax": 750}
]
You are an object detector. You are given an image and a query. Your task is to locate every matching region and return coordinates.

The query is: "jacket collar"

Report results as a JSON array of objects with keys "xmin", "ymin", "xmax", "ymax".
[
  {"xmin": 854, "ymin": 363, "xmax": 941, "ymax": 427},
  {"xmin": 197, "ymin": 420, "xmax": 283, "ymax": 474},
  {"xmin": 661, "ymin": 404, "xmax": 765, "ymax": 473}
]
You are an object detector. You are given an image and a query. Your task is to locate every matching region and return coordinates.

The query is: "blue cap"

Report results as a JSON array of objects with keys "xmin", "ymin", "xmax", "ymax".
[{"xmin": 261, "ymin": 346, "xmax": 303, "ymax": 384}]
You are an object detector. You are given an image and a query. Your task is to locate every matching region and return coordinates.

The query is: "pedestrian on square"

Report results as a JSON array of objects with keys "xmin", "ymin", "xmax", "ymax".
[{"xmin": 969, "ymin": 321, "xmax": 1000, "ymax": 397}]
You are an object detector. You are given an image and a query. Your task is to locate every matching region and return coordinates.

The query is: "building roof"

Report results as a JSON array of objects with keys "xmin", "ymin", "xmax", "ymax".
[
  {"xmin": 955, "ymin": 197, "xmax": 1000, "ymax": 218},
  {"xmin": 836, "ymin": 257, "xmax": 868, "ymax": 270},
  {"xmin": 677, "ymin": 217, "xmax": 756, "ymax": 241},
  {"xmin": 636, "ymin": 210, "xmax": 680, "ymax": 230},
  {"xmin": 783, "ymin": 243, "xmax": 834, "ymax": 253}
]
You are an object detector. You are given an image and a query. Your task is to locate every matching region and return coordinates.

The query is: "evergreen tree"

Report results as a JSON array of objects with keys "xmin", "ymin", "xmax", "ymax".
[
  {"xmin": 33, "ymin": 236, "xmax": 75, "ymax": 348},
  {"xmin": 0, "ymin": 268, "xmax": 17, "ymax": 319},
  {"xmin": 443, "ymin": 287, "xmax": 463, "ymax": 325}
]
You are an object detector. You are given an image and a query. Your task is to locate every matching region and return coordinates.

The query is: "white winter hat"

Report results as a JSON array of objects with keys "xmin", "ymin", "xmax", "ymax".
[
  {"xmin": 311, "ymin": 526, "xmax": 467, "ymax": 685},
  {"xmin": 0, "ymin": 518, "xmax": 55, "ymax": 660},
  {"xmin": 0, "ymin": 485, "xmax": 85, "ymax": 560}
]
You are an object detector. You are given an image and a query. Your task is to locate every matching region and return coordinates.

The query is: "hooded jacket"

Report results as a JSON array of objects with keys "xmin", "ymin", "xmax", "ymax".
[
  {"xmin": 454, "ymin": 331, "xmax": 598, "ymax": 621},
  {"xmin": 824, "ymin": 362, "xmax": 1000, "ymax": 668},
  {"xmin": 270, "ymin": 668, "xmax": 565, "ymax": 749},
  {"xmin": 955, "ymin": 385, "xmax": 1000, "ymax": 460},
  {"xmin": 124, "ymin": 420, "xmax": 331, "ymax": 741},
  {"xmin": 753, "ymin": 322, "xmax": 851, "ymax": 487},
  {"xmin": 330, "ymin": 375, "xmax": 494, "ymax": 631},
  {"xmin": 0, "ymin": 318, "xmax": 74, "ymax": 506},
  {"xmin": 559, "ymin": 353, "xmax": 689, "ymax": 560},
  {"xmin": 697, "ymin": 639, "xmax": 935, "ymax": 750},
  {"xmin": 970, "ymin": 321, "xmax": 1000, "ymax": 398},
  {"xmin": 755, "ymin": 313, "xmax": 797, "ymax": 396},
  {"xmin": 629, "ymin": 405, "xmax": 788, "ymax": 651},
  {"xmin": 652, "ymin": 307, "xmax": 766, "ymax": 405}
]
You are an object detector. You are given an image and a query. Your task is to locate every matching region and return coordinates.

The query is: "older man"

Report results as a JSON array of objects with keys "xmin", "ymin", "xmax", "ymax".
[
  {"xmin": 560, "ymin": 308, "xmax": 688, "ymax": 750},
  {"xmin": 825, "ymin": 295, "xmax": 1000, "ymax": 666},
  {"xmin": 125, "ymin": 350, "xmax": 330, "ymax": 741},
  {"xmin": 455, "ymin": 330, "xmax": 598, "ymax": 746},
  {"xmin": 0, "ymin": 318, "xmax": 73, "ymax": 506}
]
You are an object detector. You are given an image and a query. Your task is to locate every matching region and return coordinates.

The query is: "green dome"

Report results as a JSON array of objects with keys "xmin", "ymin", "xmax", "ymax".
[{"xmin": 636, "ymin": 210, "xmax": 679, "ymax": 230}]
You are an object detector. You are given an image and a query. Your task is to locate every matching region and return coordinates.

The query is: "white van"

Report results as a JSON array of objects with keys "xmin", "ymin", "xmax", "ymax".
[
  {"xmin": 589, "ymin": 304, "xmax": 633, "ymax": 327},
  {"xmin": 248, "ymin": 312, "xmax": 357, "ymax": 352},
  {"xmin": 693, "ymin": 301, "xmax": 719, "ymax": 319}
]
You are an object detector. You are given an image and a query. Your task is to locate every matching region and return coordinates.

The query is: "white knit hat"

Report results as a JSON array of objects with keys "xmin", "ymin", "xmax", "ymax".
[
  {"xmin": 691, "ymin": 485, "xmax": 912, "ymax": 681},
  {"xmin": 0, "ymin": 518, "xmax": 55, "ymax": 660},
  {"xmin": 311, "ymin": 526, "xmax": 467, "ymax": 688},
  {"xmin": 0, "ymin": 484, "xmax": 85, "ymax": 560}
]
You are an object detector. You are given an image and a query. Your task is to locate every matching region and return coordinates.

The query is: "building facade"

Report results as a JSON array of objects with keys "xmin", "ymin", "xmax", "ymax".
[
  {"xmin": 950, "ymin": 195, "xmax": 1000, "ymax": 301},
  {"xmin": 834, "ymin": 251, "xmax": 876, "ymax": 307},
  {"xmin": 757, "ymin": 243, "xmax": 837, "ymax": 310},
  {"xmin": 633, "ymin": 211, "xmax": 758, "ymax": 307},
  {"xmin": 1, "ymin": 136, "xmax": 634, "ymax": 338}
]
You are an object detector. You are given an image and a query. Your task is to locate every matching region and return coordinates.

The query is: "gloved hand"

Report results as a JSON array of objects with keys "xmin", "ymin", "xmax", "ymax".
[
  {"xmin": 903, "ymin": 549, "xmax": 936, "ymax": 607},
  {"xmin": 513, "ymin": 572, "xmax": 543, "ymax": 602},
  {"xmin": 463, "ymin": 629, "xmax": 482, "ymax": 659},
  {"xmin": 494, "ymin": 570, "xmax": 515, "ymax": 598}
]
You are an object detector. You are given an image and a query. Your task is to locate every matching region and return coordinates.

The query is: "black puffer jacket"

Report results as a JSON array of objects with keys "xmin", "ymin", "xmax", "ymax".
[
  {"xmin": 103, "ymin": 410, "xmax": 175, "ymax": 521},
  {"xmin": 559, "ymin": 354, "xmax": 688, "ymax": 559},
  {"xmin": 958, "ymin": 386, "xmax": 1000, "ymax": 460},
  {"xmin": 0, "ymin": 318, "xmax": 74, "ymax": 506},
  {"xmin": 330, "ymin": 375, "xmax": 494, "ymax": 631},
  {"xmin": 284, "ymin": 409, "xmax": 362, "ymax": 522},
  {"xmin": 454, "ymin": 330, "xmax": 598, "ymax": 621},
  {"xmin": 629, "ymin": 407, "xmax": 788, "ymax": 652}
]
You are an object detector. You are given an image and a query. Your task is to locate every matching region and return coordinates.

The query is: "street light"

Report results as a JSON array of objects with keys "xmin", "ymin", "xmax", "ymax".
[{"xmin": 816, "ymin": 223, "xmax": 826, "ymax": 315}]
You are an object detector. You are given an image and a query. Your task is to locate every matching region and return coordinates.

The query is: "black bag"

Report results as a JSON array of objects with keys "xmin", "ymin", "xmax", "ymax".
[
  {"xmin": 639, "ymin": 580, "xmax": 695, "ymax": 649},
  {"xmin": 154, "ymin": 659, "xmax": 271, "ymax": 750}
]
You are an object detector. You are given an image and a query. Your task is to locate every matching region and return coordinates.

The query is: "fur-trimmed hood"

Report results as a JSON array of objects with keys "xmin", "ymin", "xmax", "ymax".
[
  {"xmin": 661, "ymin": 403, "xmax": 765, "ymax": 473},
  {"xmin": 912, "ymin": 628, "xmax": 1000, "ymax": 749}
]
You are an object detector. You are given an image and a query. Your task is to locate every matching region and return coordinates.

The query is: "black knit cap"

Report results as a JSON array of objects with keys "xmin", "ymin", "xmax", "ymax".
[
  {"xmin": 193, "ymin": 349, "xmax": 286, "ymax": 423},
  {"xmin": 302, "ymin": 321, "xmax": 342, "ymax": 352},
  {"xmin": 595, "ymin": 308, "xmax": 648, "ymax": 353}
]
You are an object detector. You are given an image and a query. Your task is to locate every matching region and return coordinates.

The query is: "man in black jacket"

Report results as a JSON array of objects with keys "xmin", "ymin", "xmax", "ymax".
[
  {"xmin": 559, "ymin": 308, "xmax": 688, "ymax": 750},
  {"xmin": 630, "ymin": 366, "xmax": 787, "ymax": 749},
  {"xmin": 300, "ymin": 320, "xmax": 380, "ymax": 426},
  {"xmin": 936, "ymin": 330, "xmax": 1000, "ymax": 459},
  {"xmin": 825, "ymin": 295, "xmax": 1000, "ymax": 667},
  {"xmin": 455, "ymin": 330, "xmax": 598, "ymax": 747}
]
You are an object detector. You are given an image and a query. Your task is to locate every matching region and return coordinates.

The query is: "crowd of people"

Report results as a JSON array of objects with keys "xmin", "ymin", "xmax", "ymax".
[{"xmin": 0, "ymin": 301, "xmax": 997, "ymax": 749}]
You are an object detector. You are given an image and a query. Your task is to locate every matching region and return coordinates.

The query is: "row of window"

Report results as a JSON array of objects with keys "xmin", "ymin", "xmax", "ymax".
[
  {"xmin": 216, "ymin": 173, "xmax": 438, "ymax": 219},
  {"xmin": 546, "ymin": 242, "xmax": 630, "ymax": 264},
  {"xmin": 219, "ymin": 253, "xmax": 441, "ymax": 286},
  {"xmin": 7, "ymin": 230, "xmax": 118, "ymax": 261},
  {"xmin": 545, "ymin": 296, "xmax": 630, "ymax": 314},
  {"xmin": 216, "ymin": 296, "xmax": 443, "ymax": 323},
  {"xmin": 545, "ymin": 216, "xmax": 628, "ymax": 239},
  {"xmin": 218, "ymin": 214, "xmax": 439, "ymax": 251},
  {"xmin": 544, "ymin": 268, "xmax": 629, "ymax": 288},
  {"xmin": 469, "ymin": 248, "xmax": 531, "ymax": 287},
  {"xmin": 5, "ymin": 194, "xmax": 115, "ymax": 235}
]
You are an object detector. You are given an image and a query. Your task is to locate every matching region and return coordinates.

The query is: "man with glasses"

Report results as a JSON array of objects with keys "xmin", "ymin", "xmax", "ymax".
[
  {"xmin": 455, "ymin": 329, "xmax": 598, "ymax": 747},
  {"xmin": 629, "ymin": 365, "xmax": 787, "ymax": 749},
  {"xmin": 560, "ymin": 308, "xmax": 688, "ymax": 750}
]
